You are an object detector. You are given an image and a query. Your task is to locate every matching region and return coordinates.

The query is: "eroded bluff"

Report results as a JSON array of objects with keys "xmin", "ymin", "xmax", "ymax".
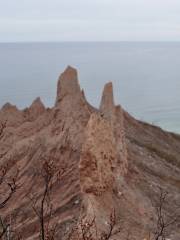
[{"xmin": 0, "ymin": 66, "xmax": 180, "ymax": 239}]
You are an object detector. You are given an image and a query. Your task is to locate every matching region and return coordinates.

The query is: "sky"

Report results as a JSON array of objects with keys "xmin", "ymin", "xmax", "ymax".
[{"xmin": 0, "ymin": 0, "xmax": 180, "ymax": 42}]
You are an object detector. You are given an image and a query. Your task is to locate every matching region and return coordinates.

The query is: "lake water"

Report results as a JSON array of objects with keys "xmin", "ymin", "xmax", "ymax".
[{"xmin": 0, "ymin": 42, "xmax": 180, "ymax": 133}]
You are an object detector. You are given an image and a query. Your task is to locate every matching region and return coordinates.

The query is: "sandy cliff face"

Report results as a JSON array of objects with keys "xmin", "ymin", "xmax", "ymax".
[
  {"xmin": 80, "ymin": 113, "xmax": 116, "ymax": 196},
  {"xmin": 0, "ymin": 66, "xmax": 180, "ymax": 239}
]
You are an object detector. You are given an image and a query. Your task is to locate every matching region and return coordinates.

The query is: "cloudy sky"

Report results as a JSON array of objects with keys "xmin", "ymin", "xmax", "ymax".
[{"xmin": 0, "ymin": 0, "xmax": 180, "ymax": 42}]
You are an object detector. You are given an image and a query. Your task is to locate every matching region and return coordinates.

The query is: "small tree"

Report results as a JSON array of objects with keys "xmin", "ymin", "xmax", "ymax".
[
  {"xmin": 27, "ymin": 158, "xmax": 65, "ymax": 240},
  {"xmin": 0, "ymin": 121, "xmax": 8, "ymax": 160},
  {"xmin": 0, "ymin": 121, "xmax": 20, "ymax": 239},
  {"xmin": 0, "ymin": 121, "xmax": 6, "ymax": 141},
  {"xmin": 0, "ymin": 164, "xmax": 19, "ymax": 238},
  {"xmin": 149, "ymin": 188, "xmax": 180, "ymax": 240},
  {"xmin": 68, "ymin": 208, "xmax": 121, "ymax": 240}
]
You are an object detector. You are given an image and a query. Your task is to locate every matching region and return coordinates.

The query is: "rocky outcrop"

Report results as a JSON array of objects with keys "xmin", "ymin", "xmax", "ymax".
[
  {"xmin": 55, "ymin": 66, "xmax": 82, "ymax": 106},
  {"xmin": 79, "ymin": 113, "xmax": 116, "ymax": 196},
  {"xmin": 114, "ymin": 105, "xmax": 128, "ymax": 175},
  {"xmin": 100, "ymin": 82, "xmax": 128, "ymax": 176},
  {"xmin": 53, "ymin": 66, "xmax": 91, "ymax": 151},
  {"xmin": 100, "ymin": 82, "xmax": 115, "ymax": 125},
  {"xmin": 77, "ymin": 91, "xmax": 128, "ymax": 238},
  {"xmin": 0, "ymin": 66, "xmax": 180, "ymax": 240},
  {"xmin": 28, "ymin": 97, "xmax": 46, "ymax": 120},
  {"xmin": 77, "ymin": 112, "xmax": 120, "ymax": 238},
  {"xmin": 0, "ymin": 102, "xmax": 25, "ymax": 127}
]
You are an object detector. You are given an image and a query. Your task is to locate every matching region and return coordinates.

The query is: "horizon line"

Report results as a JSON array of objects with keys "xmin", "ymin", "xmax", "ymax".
[{"xmin": 1, "ymin": 40, "xmax": 180, "ymax": 44}]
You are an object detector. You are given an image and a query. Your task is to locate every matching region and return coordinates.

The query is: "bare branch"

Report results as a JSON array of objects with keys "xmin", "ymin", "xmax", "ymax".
[
  {"xmin": 27, "ymin": 157, "xmax": 65, "ymax": 240},
  {"xmin": 0, "ymin": 169, "xmax": 19, "ymax": 209},
  {"xmin": 153, "ymin": 188, "xmax": 180, "ymax": 240},
  {"xmin": 0, "ymin": 121, "xmax": 6, "ymax": 141},
  {"xmin": 68, "ymin": 208, "xmax": 120, "ymax": 240}
]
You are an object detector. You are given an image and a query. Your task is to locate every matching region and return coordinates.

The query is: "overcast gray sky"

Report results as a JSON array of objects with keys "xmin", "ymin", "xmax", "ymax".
[{"xmin": 0, "ymin": 0, "xmax": 180, "ymax": 42}]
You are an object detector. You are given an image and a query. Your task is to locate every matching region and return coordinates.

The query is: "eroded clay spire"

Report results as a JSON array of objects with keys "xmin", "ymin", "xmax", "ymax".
[
  {"xmin": 100, "ymin": 82, "xmax": 115, "ymax": 122},
  {"xmin": 29, "ymin": 97, "xmax": 45, "ymax": 118},
  {"xmin": 1, "ymin": 102, "xmax": 18, "ymax": 112},
  {"xmin": 55, "ymin": 66, "xmax": 81, "ymax": 106}
]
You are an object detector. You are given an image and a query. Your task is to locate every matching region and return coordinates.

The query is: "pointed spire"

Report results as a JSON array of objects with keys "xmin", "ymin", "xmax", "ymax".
[
  {"xmin": 29, "ymin": 97, "xmax": 45, "ymax": 118},
  {"xmin": 100, "ymin": 82, "xmax": 115, "ymax": 122},
  {"xmin": 1, "ymin": 102, "xmax": 18, "ymax": 112},
  {"xmin": 55, "ymin": 66, "xmax": 81, "ymax": 106},
  {"xmin": 30, "ymin": 97, "xmax": 45, "ymax": 111}
]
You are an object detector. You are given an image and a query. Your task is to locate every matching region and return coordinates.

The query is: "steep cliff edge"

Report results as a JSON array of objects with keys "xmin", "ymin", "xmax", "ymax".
[{"xmin": 0, "ymin": 67, "xmax": 180, "ymax": 239}]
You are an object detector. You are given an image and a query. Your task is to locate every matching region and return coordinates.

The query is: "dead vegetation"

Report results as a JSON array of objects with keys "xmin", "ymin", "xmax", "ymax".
[
  {"xmin": 0, "ymin": 122, "xmax": 20, "ymax": 239},
  {"xmin": 150, "ymin": 188, "xmax": 180, "ymax": 240},
  {"xmin": 67, "ymin": 209, "xmax": 122, "ymax": 240},
  {"xmin": 27, "ymin": 158, "xmax": 65, "ymax": 240}
]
